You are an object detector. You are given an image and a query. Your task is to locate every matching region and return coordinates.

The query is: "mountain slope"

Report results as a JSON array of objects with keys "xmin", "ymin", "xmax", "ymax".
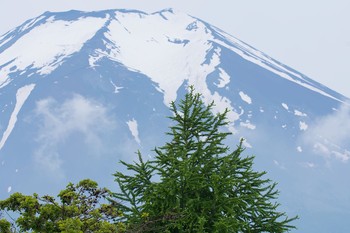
[{"xmin": 0, "ymin": 9, "xmax": 349, "ymax": 232}]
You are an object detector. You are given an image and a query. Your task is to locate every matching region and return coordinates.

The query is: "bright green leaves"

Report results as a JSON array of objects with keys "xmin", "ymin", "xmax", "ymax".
[
  {"xmin": 0, "ymin": 218, "xmax": 12, "ymax": 233},
  {"xmin": 0, "ymin": 179, "xmax": 123, "ymax": 232}
]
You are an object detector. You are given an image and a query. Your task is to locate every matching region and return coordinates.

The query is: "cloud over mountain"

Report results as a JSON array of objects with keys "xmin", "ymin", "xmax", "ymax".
[
  {"xmin": 301, "ymin": 103, "xmax": 350, "ymax": 162},
  {"xmin": 33, "ymin": 94, "xmax": 116, "ymax": 174}
]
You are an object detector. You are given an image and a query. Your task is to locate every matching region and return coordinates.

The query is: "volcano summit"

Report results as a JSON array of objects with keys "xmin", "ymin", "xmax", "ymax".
[{"xmin": 0, "ymin": 9, "xmax": 349, "ymax": 232}]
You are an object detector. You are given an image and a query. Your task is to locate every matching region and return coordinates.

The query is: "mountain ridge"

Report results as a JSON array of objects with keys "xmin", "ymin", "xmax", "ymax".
[
  {"xmin": 0, "ymin": 9, "xmax": 349, "ymax": 232},
  {"xmin": 1, "ymin": 9, "xmax": 348, "ymax": 103}
]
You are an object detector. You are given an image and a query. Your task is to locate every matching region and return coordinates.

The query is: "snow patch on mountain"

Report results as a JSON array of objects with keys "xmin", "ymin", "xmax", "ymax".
[
  {"xmin": 212, "ymin": 26, "xmax": 309, "ymax": 82},
  {"xmin": 90, "ymin": 11, "xmax": 241, "ymax": 131},
  {"xmin": 110, "ymin": 80, "xmax": 123, "ymax": 93},
  {"xmin": 0, "ymin": 84, "xmax": 35, "ymax": 151},
  {"xmin": 239, "ymin": 91, "xmax": 252, "ymax": 104},
  {"xmin": 89, "ymin": 53, "xmax": 105, "ymax": 68},
  {"xmin": 294, "ymin": 110, "xmax": 307, "ymax": 117},
  {"xmin": 297, "ymin": 146, "xmax": 303, "ymax": 152},
  {"xmin": 282, "ymin": 103, "xmax": 289, "ymax": 111},
  {"xmin": 102, "ymin": 11, "xmax": 215, "ymax": 104},
  {"xmin": 20, "ymin": 15, "xmax": 46, "ymax": 32},
  {"xmin": 212, "ymin": 34, "xmax": 342, "ymax": 102},
  {"xmin": 215, "ymin": 68, "xmax": 230, "ymax": 88},
  {"xmin": 0, "ymin": 16, "xmax": 106, "ymax": 88},
  {"xmin": 0, "ymin": 69, "xmax": 13, "ymax": 88},
  {"xmin": 127, "ymin": 118, "xmax": 141, "ymax": 144},
  {"xmin": 0, "ymin": 35, "xmax": 14, "ymax": 48},
  {"xmin": 299, "ymin": 121, "xmax": 308, "ymax": 131}
]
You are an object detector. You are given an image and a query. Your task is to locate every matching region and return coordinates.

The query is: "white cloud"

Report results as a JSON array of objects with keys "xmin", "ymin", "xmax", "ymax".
[
  {"xmin": 301, "ymin": 162, "xmax": 316, "ymax": 168},
  {"xmin": 240, "ymin": 121, "xmax": 256, "ymax": 130},
  {"xmin": 34, "ymin": 147, "xmax": 63, "ymax": 175},
  {"xmin": 33, "ymin": 94, "xmax": 116, "ymax": 174},
  {"xmin": 313, "ymin": 142, "xmax": 330, "ymax": 156},
  {"xmin": 332, "ymin": 150, "xmax": 350, "ymax": 162},
  {"xmin": 273, "ymin": 160, "xmax": 286, "ymax": 170},
  {"xmin": 301, "ymin": 103, "xmax": 350, "ymax": 162}
]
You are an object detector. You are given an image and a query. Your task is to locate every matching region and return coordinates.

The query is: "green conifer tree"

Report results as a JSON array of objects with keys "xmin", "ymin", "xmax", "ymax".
[{"xmin": 114, "ymin": 87, "xmax": 297, "ymax": 232}]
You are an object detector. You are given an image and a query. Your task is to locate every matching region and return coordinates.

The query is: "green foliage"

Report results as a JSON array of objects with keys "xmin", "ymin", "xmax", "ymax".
[
  {"xmin": 115, "ymin": 87, "xmax": 298, "ymax": 232},
  {"xmin": 0, "ymin": 179, "xmax": 124, "ymax": 233},
  {"xmin": 0, "ymin": 217, "xmax": 12, "ymax": 233}
]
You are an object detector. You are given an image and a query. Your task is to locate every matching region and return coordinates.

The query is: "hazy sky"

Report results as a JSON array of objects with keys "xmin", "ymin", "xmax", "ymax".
[{"xmin": 1, "ymin": 0, "xmax": 349, "ymax": 97}]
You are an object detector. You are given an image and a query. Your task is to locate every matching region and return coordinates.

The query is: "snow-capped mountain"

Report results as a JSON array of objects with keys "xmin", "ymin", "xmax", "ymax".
[{"xmin": 0, "ymin": 9, "xmax": 349, "ymax": 232}]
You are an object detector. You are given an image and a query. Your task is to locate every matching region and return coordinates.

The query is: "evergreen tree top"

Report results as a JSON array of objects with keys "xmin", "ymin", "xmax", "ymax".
[{"xmin": 115, "ymin": 86, "xmax": 298, "ymax": 232}]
